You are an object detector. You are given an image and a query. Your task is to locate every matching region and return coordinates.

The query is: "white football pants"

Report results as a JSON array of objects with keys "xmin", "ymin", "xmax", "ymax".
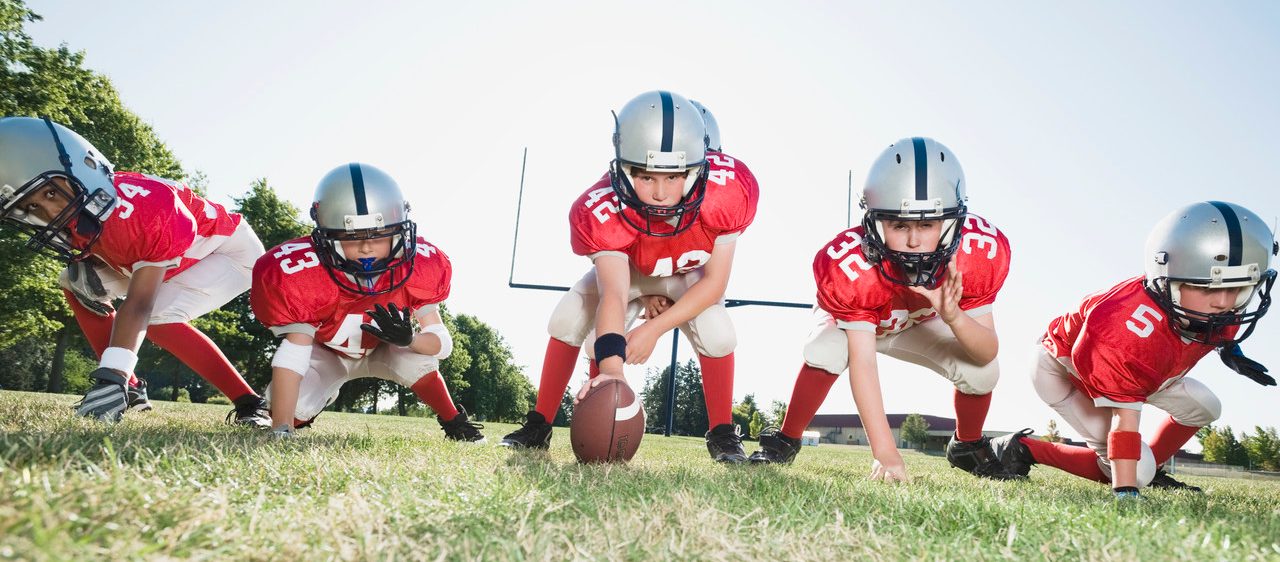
[
  {"xmin": 265, "ymin": 343, "xmax": 441, "ymax": 421},
  {"xmin": 800, "ymin": 307, "xmax": 1000, "ymax": 395},
  {"xmin": 546, "ymin": 267, "xmax": 736, "ymax": 358}
]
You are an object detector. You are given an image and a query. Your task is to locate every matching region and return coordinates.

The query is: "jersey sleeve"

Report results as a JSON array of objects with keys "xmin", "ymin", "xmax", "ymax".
[
  {"xmin": 249, "ymin": 240, "xmax": 333, "ymax": 337},
  {"xmin": 1069, "ymin": 302, "xmax": 1168, "ymax": 409},
  {"xmin": 954, "ymin": 215, "xmax": 1011, "ymax": 316},
  {"xmin": 405, "ymin": 239, "xmax": 452, "ymax": 319},
  {"xmin": 812, "ymin": 228, "xmax": 886, "ymax": 331},
  {"xmin": 698, "ymin": 153, "xmax": 760, "ymax": 244},
  {"xmin": 568, "ymin": 175, "xmax": 640, "ymax": 259},
  {"xmin": 113, "ymin": 175, "xmax": 197, "ymax": 272}
]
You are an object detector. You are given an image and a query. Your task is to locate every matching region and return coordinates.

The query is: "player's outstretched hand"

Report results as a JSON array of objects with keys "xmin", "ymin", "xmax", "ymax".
[
  {"xmin": 575, "ymin": 371, "xmax": 626, "ymax": 404},
  {"xmin": 869, "ymin": 458, "xmax": 910, "ymax": 484},
  {"xmin": 60, "ymin": 260, "xmax": 113, "ymax": 316},
  {"xmin": 908, "ymin": 257, "xmax": 962, "ymax": 324},
  {"xmin": 361, "ymin": 303, "xmax": 415, "ymax": 347},
  {"xmin": 1220, "ymin": 344, "xmax": 1274, "ymax": 386}
]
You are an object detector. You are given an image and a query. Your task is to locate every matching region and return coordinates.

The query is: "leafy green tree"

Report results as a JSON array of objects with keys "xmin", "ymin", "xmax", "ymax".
[
  {"xmin": 748, "ymin": 411, "xmax": 765, "ymax": 440},
  {"xmin": 900, "ymin": 413, "xmax": 930, "ymax": 450},
  {"xmin": 1242, "ymin": 426, "xmax": 1280, "ymax": 472},
  {"xmin": 1200, "ymin": 425, "xmax": 1249, "ymax": 466},
  {"xmin": 553, "ymin": 385, "xmax": 575, "ymax": 427},
  {"xmin": 768, "ymin": 400, "xmax": 787, "ymax": 429},
  {"xmin": 449, "ymin": 313, "xmax": 533, "ymax": 422},
  {"xmin": 640, "ymin": 359, "xmax": 707, "ymax": 436},
  {"xmin": 731, "ymin": 394, "xmax": 760, "ymax": 436},
  {"xmin": 1042, "ymin": 420, "xmax": 1062, "ymax": 443}
]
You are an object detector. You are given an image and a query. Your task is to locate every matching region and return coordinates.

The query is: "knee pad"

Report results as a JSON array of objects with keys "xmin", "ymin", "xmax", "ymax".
[
  {"xmin": 546, "ymin": 291, "xmax": 592, "ymax": 345},
  {"xmin": 1169, "ymin": 378, "xmax": 1222, "ymax": 427},
  {"xmin": 803, "ymin": 332, "xmax": 847, "ymax": 375},
  {"xmin": 954, "ymin": 360, "xmax": 1000, "ymax": 395}
]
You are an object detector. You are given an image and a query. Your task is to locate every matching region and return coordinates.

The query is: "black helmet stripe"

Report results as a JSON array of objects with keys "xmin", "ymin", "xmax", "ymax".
[
  {"xmin": 911, "ymin": 137, "xmax": 928, "ymax": 200},
  {"xmin": 659, "ymin": 91, "xmax": 674, "ymax": 152},
  {"xmin": 1208, "ymin": 201, "xmax": 1243, "ymax": 266},
  {"xmin": 41, "ymin": 116, "xmax": 74, "ymax": 175},
  {"xmin": 349, "ymin": 163, "xmax": 368, "ymax": 215}
]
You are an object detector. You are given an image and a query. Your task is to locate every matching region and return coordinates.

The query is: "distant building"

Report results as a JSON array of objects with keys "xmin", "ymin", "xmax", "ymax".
[{"xmin": 809, "ymin": 414, "xmax": 1018, "ymax": 450}]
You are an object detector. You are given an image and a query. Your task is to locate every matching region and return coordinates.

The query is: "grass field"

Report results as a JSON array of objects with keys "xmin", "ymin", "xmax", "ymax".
[{"xmin": 2, "ymin": 390, "xmax": 1279, "ymax": 561}]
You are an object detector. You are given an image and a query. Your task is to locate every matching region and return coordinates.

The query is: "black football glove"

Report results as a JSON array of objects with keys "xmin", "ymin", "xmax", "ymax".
[
  {"xmin": 1219, "ymin": 344, "xmax": 1274, "ymax": 386},
  {"xmin": 360, "ymin": 303, "xmax": 415, "ymax": 347}
]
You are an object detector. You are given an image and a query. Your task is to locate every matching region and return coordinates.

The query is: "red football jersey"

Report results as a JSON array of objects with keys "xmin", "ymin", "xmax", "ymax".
[
  {"xmin": 1042, "ymin": 276, "xmax": 1227, "ymax": 408},
  {"xmin": 251, "ymin": 236, "xmax": 452, "ymax": 359},
  {"xmin": 71, "ymin": 172, "xmax": 242, "ymax": 280},
  {"xmin": 813, "ymin": 214, "xmax": 1011, "ymax": 336},
  {"xmin": 569, "ymin": 151, "xmax": 759, "ymax": 277}
]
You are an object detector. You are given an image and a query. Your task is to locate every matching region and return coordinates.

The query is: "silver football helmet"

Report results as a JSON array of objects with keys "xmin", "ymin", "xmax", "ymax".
[
  {"xmin": 1144, "ymin": 201, "xmax": 1277, "ymax": 345},
  {"xmin": 309, "ymin": 163, "xmax": 417, "ymax": 295},
  {"xmin": 689, "ymin": 100, "xmax": 721, "ymax": 152},
  {"xmin": 609, "ymin": 90, "xmax": 709, "ymax": 237},
  {"xmin": 0, "ymin": 116, "xmax": 117, "ymax": 261},
  {"xmin": 859, "ymin": 137, "xmax": 968, "ymax": 288}
]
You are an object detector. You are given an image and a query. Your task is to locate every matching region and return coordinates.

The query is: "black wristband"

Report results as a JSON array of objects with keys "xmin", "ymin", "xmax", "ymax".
[{"xmin": 594, "ymin": 333, "xmax": 627, "ymax": 365}]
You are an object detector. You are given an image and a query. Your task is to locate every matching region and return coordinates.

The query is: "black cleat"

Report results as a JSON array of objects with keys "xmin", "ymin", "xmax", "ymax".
[
  {"xmin": 748, "ymin": 427, "xmax": 802, "ymax": 464},
  {"xmin": 989, "ymin": 428, "xmax": 1037, "ymax": 477},
  {"xmin": 946, "ymin": 434, "xmax": 1026, "ymax": 480},
  {"xmin": 1149, "ymin": 469, "xmax": 1202, "ymax": 492},
  {"xmin": 499, "ymin": 411, "xmax": 553, "ymax": 450},
  {"xmin": 126, "ymin": 379, "xmax": 154, "ymax": 412},
  {"xmin": 705, "ymin": 424, "xmax": 747, "ymax": 464},
  {"xmin": 439, "ymin": 405, "xmax": 486, "ymax": 443},
  {"xmin": 226, "ymin": 395, "xmax": 272, "ymax": 430}
]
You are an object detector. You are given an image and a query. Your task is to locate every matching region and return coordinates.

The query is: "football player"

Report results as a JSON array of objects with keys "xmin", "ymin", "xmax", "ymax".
[
  {"xmin": 252, "ymin": 163, "xmax": 483, "ymax": 442},
  {"xmin": 749, "ymin": 137, "xmax": 1020, "ymax": 481},
  {"xmin": 0, "ymin": 116, "xmax": 270, "ymax": 425},
  {"xmin": 991, "ymin": 201, "xmax": 1276, "ymax": 498},
  {"xmin": 499, "ymin": 92, "xmax": 760, "ymax": 463}
]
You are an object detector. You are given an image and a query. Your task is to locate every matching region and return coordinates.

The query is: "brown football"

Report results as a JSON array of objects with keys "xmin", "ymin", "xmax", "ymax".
[{"xmin": 570, "ymin": 378, "xmax": 646, "ymax": 463}]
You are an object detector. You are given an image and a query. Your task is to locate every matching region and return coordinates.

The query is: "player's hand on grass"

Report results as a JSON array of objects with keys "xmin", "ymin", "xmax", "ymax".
[
  {"xmin": 869, "ymin": 457, "xmax": 910, "ymax": 483},
  {"xmin": 640, "ymin": 295, "xmax": 673, "ymax": 320},
  {"xmin": 908, "ymin": 257, "xmax": 962, "ymax": 324},
  {"xmin": 624, "ymin": 323, "xmax": 660, "ymax": 364},
  {"xmin": 361, "ymin": 303, "xmax": 415, "ymax": 347},
  {"xmin": 575, "ymin": 371, "xmax": 626, "ymax": 404}
]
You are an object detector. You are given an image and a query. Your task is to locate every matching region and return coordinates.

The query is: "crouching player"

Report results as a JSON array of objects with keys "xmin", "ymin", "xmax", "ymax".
[
  {"xmin": 750, "ymin": 138, "xmax": 1020, "ymax": 481},
  {"xmin": 251, "ymin": 163, "xmax": 483, "ymax": 441},
  {"xmin": 0, "ymin": 117, "xmax": 270, "ymax": 425},
  {"xmin": 992, "ymin": 201, "xmax": 1276, "ymax": 498},
  {"xmin": 499, "ymin": 92, "xmax": 759, "ymax": 463}
]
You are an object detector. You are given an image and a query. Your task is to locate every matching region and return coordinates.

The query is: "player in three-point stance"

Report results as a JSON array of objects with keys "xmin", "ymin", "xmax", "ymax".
[
  {"xmin": 251, "ymin": 163, "xmax": 483, "ymax": 441},
  {"xmin": 991, "ymin": 201, "xmax": 1276, "ymax": 498},
  {"xmin": 499, "ymin": 92, "xmax": 760, "ymax": 463},
  {"xmin": 0, "ymin": 116, "xmax": 271, "ymax": 425},
  {"xmin": 750, "ymin": 137, "xmax": 1021, "ymax": 481}
]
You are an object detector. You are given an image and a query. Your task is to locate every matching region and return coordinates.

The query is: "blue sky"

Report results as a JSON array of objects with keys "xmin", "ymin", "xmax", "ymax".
[{"xmin": 24, "ymin": 1, "xmax": 1280, "ymax": 446}]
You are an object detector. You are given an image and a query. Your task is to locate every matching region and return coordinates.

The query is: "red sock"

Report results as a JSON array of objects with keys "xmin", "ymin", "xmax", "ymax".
[
  {"xmin": 954, "ymin": 389, "xmax": 993, "ymax": 442},
  {"xmin": 533, "ymin": 338, "xmax": 581, "ymax": 420},
  {"xmin": 588, "ymin": 361, "xmax": 600, "ymax": 380},
  {"xmin": 1021, "ymin": 436, "xmax": 1109, "ymax": 482},
  {"xmin": 411, "ymin": 371, "xmax": 459, "ymax": 420},
  {"xmin": 1149, "ymin": 415, "xmax": 1200, "ymax": 466},
  {"xmin": 65, "ymin": 290, "xmax": 113, "ymax": 358},
  {"xmin": 698, "ymin": 353, "xmax": 734, "ymax": 427},
  {"xmin": 146, "ymin": 322, "xmax": 254, "ymax": 402},
  {"xmin": 780, "ymin": 364, "xmax": 839, "ymax": 439}
]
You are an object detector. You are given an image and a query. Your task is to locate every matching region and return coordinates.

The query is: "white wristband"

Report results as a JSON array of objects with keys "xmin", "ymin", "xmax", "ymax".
[
  {"xmin": 99, "ymin": 347, "xmax": 138, "ymax": 373},
  {"xmin": 271, "ymin": 339, "xmax": 314, "ymax": 376},
  {"xmin": 422, "ymin": 323, "xmax": 453, "ymax": 360}
]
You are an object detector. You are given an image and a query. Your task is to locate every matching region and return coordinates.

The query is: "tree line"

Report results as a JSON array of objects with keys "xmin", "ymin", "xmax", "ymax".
[{"xmin": 0, "ymin": 0, "xmax": 534, "ymax": 422}]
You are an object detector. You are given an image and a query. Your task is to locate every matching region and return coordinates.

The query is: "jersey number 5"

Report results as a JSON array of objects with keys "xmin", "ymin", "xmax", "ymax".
[{"xmin": 1125, "ymin": 304, "xmax": 1163, "ymax": 338}]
